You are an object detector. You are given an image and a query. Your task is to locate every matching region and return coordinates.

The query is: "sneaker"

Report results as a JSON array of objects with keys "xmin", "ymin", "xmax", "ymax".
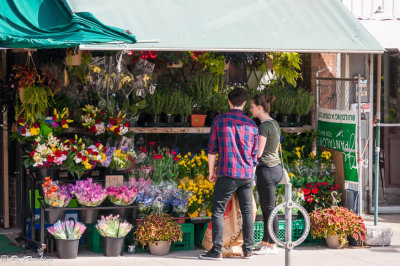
[
  {"xmin": 243, "ymin": 251, "xmax": 253, "ymax": 259},
  {"xmin": 254, "ymin": 245, "xmax": 278, "ymax": 255},
  {"xmin": 198, "ymin": 249, "xmax": 222, "ymax": 261},
  {"xmin": 252, "ymin": 242, "xmax": 263, "ymax": 250}
]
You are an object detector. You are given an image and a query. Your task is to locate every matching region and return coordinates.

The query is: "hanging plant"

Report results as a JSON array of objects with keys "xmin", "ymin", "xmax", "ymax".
[
  {"xmin": 193, "ymin": 52, "xmax": 226, "ymax": 89},
  {"xmin": 267, "ymin": 52, "xmax": 302, "ymax": 87}
]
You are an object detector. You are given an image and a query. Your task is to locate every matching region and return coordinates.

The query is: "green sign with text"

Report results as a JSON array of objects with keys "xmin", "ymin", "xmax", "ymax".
[{"xmin": 317, "ymin": 108, "xmax": 358, "ymax": 182}]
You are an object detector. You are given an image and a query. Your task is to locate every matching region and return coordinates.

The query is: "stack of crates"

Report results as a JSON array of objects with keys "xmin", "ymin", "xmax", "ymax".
[{"xmin": 86, "ymin": 224, "xmax": 103, "ymax": 253}]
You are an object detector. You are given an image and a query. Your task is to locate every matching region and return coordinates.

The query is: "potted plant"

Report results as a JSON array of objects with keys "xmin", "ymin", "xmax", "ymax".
[
  {"xmin": 65, "ymin": 48, "xmax": 83, "ymax": 66},
  {"xmin": 301, "ymin": 182, "xmax": 341, "ymax": 213},
  {"xmin": 135, "ymin": 214, "xmax": 183, "ymax": 255},
  {"xmin": 96, "ymin": 214, "xmax": 133, "ymax": 256},
  {"xmin": 187, "ymin": 75, "xmax": 214, "ymax": 127},
  {"xmin": 25, "ymin": 133, "xmax": 70, "ymax": 181},
  {"xmin": 176, "ymin": 94, "xmax": 193, "ymax": 126},
  {"xmin": 163, "ymin": 91, "xmax": 181, "ymax": 125},
  {"xmin": 42, "ymin": 177, "xmax": 73, "ymax": 223},
  {"xmin": 47, "ymin": 220, "xmax": 86, "ymax": 259},
  {"xmin": 309, "ymin": 206, "xmax": 366, "ymax": 249},
  {"xmin": 70, "ymin": 178, "xmax": 108, "ymax": 224},
  {"xmin": 146, "ymin": 91, "xmax": 165, "ymax": 124},
  {"xmin": 293, "ymin": 89, "xmax": 314, "ymax": 126},
  {"xmin": 107, "ymin": 185, "xmax": 139, "ymax": 219},
  {"xmin": 12, "ymin": 65, "xmax": 39, "ymax": 103}
]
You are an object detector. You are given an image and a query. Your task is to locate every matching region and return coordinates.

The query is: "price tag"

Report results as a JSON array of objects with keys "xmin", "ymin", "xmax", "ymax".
[{"xmin": 105, "ymin": 175, "xmax": 124, "ymax": 188}]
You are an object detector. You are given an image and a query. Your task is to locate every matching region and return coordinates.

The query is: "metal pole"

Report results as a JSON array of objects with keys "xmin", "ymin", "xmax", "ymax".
[
  {"xmin": 2, "ymin": 105, "xmax": 9, "ymax": 228},
  {"xmin": 374, "ymin": 54, "xmax": 382, "ymax": 225},
  {"xmin": 285, "ymin": 183, "xmax": 292, "ymax": 266},
  {"xmin": 357, "ymin": 75, "xmax": 362, "ymax": 215}
]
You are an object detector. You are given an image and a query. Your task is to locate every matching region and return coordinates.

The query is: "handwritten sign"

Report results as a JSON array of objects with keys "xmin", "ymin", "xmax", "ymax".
[{"xmin": 105, "ymin": 175, "xmax": 124, "ymax": 188}]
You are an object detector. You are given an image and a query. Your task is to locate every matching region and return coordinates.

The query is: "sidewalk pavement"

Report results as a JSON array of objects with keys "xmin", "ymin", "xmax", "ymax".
[{"xmin": 1, "ymin": 214, "xmax": 399, "ymax": 266}]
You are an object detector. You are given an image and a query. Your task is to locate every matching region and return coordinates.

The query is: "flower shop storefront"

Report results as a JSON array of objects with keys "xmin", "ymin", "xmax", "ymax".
[{"xmin": 0, "ymin": 0, "xmax": 385, "ymax": 258}]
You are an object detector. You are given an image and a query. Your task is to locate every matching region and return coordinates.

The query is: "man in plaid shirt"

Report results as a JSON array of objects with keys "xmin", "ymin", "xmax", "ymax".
[{"xmin": 199, "ymin": 87, "xmax": 258, "ymax": 260}]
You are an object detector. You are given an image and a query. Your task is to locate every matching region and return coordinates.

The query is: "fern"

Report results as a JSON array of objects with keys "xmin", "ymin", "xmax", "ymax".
[{"xmin": 18, "ymin": 86, "xmax": 53, "ymax": 124}]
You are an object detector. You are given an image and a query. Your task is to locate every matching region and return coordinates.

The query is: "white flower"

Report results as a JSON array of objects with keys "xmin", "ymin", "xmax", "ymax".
[
  {"xmin": 74, "ymin": 157, "xmax": 82, "ymax": 164},
  {"xmin": 120, "ymin": 126, "xmax": 128, "ymax": 135}
]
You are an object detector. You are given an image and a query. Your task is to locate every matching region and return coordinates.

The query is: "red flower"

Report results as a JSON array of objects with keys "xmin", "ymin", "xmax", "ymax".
[
  {"xmin": 109, "ymin": 118, "xmax": 116, "ymax": 125},
  {"xmin": 77, "ymin": 152, "xmax": 82, "ymax": 158},
  {"xmin": 82, "ymin": 156, "xmax": 88, "ymax": 161},
  {"xmin": 33, "ymin": 141, "xmax": 38, "ymax": 146},
  {"xmin": 323, "ymin": 182, "xmax": 329, "ymax": 186},
  {"xmin": 312, "ymin": 187, "xmax": 319, "ymax": 194},
  {"xmin": 54, "ymin": 150, "xmax": 62, "ymax": 157},
  {"xmin": 114, "ymin": 127, "xmax": 120, "ymax": 133},
  {"xmin": 95, "ymin": 119, "xmax": 101, "ymax": 124},
  {"xmin": 47, "ymin": 155, "xmax": 54, "ymax": 163},
  {"xmin": 52, "ymin": 116, "xmax": 57, "ymax": 121},
  {"xmin": 20, "ymin": 127, "xmax": 26, "ymax": 134},
  {"xmin": 315, "ymin": 182, "xmax": 321, "ymax": 188},
  {"xmin": 30, "ymin": 150, "xmax": 36, "ymax": 157},
  {"xmin": 302, "ymin": 188, "xmax": 311, "ymax": 195},
  {"xmin": 88, "ymin": 148, "xmax": 93, "ymax": 155},
  {"xmin": 33, "ymin": 123, "xmax": 39, "ymax": 128},
  {"xmin": 62, "ymin": 151, "xmax": 68, "ymax": 156},
  {"xmin": 158, "ymin": 154, "xmax": 163, "ymax": 160},
  {"xmin": 172, "ymin": 151, "xmax": 176, "ymax": 156},
  {"xmin": 306, "ymin": 196, "xmax": 313, "ymax": 203},
  {"xmin": 173, "ymin": 157, "xmax": 179, "ymax": 162},
  {"xmin": 141, "ymin": 146, "xmax": 147, "ymax": 153},
  {"xmin": 124, "ymin": 121, "xmax": 130, "ymax": 127},
  {"xmin": 153, "ymin": 154, "xmax": 160, "ymax": 160},
  {"xmin": 93, "ymin": 151, "xmax": 99, "ymax": 156},
  {"xmin": 149, "ymin": 141, "xmax": 155, "ymax": 146},
  {"xmin": 99, "ymin": 110, "xmax": 105, "ymax": 116},
  {"xmin": 307, "ymin": 183, "xmax": 313, "ymax": 188},
  {"xmin": 95, "ymin": 142, "xmax": 100, "ymax": 148},
  {"xmin": 61, "ymin": 120, "xmax": 67, "ymax": 125},
  {"xmin": 90, "ymin": 114, "xmax": 94, "ymax": 118},
  {"xmin": 89, "ymin": 126, "xmax": 96, "ymax": 133},
  {"xmin": 103, "ymin": 147, "xmax": 107, "ymax": 153},
  {"xmin": 334, "ymin": 184, "xmax": 339, "ymax": 189},
  {"xmin": 71, "ymin": 147, "xmax": 77, "ymax": 152}
]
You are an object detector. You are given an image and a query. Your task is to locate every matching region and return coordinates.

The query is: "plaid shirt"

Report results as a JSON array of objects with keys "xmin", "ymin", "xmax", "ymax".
[{"xmin": 207, "ymin": 109, "xmax": 258, "ymax": 179}]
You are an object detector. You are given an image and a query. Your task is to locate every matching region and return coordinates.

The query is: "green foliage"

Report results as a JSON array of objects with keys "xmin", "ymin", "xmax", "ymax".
[
  {"xmin": 17, "ymin": 86, "xmax": 54, "ymax": 124},
  {"xmin": 176, "ymin": 94, "xmax": 193, "ymax": 116},
  {"xmin": 196, "ymin": 52, "xmax": 226, "ymax": 89},
  {"xmin": 163, "ymin": 91, "xmax": 181, "ymax": 115},
  {"xmin": 146, "ymin": 92, "xmax": 165, "ymax": 115},
  {"xmin": 53, "ymin": 94, "xmax": 73, "ymax": 111},
  {"xmin": 281, "ymin": 130, "xmax": 318, "ymax": 162},
  {"xmin": 187, "ymin": 75, "xmax": 214, "ymax": 113},
  {"xmin": 267, "ymin": 52, "xmax": 302, "ymax": 87},
  {"xmin": 294, "ymin": 88, "xmax": 315, "ymax": 116},
  {"xmin": 205, "ymin": 86, "xmax": 232, "ymax": 114}
]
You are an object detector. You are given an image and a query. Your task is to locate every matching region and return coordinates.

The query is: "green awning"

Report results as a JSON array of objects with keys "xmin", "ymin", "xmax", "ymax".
[
  {"xmin": 67, "ymin": 0, "xmax": 384, "ymax": 53},
  {"xmin": 0, "ymin": 0, "xmax": 136, "ymax": 49}
]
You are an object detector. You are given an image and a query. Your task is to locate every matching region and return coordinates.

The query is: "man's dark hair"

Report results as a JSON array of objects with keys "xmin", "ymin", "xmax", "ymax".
[{"xmin": 228, "ymin": 87, "xmax": 248, "ymax": 107}]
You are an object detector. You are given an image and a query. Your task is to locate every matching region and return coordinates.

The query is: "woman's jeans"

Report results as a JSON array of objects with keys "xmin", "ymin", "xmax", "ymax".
[
  {"xmin": 256, "ymin": 164, "xmax": 282, "ymax": 244},
  {"xmin": 211, "ymin": 176, "xmax": 254, "ymax": 254}
]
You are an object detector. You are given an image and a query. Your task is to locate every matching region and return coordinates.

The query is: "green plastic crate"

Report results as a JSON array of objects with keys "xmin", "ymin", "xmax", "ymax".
[
  {"xmin": 171, "ymin": 223, "xmax": 194, "ymax": 251},
  {"xmin": 87, "ymin": 224, "xmax": 103, "ymax": 253},
  {"xmin": 254, "ymin": 221, "xmax": 264, "ymax": 243},
  {"xmin": 194, "ymin": 223, "xmax": 209, "ymax": 248}
]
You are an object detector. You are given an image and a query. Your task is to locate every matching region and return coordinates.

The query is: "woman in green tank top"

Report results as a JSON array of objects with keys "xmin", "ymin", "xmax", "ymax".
[{"xmin": 250, "ymin": 94, "xmax": 283, "ymax": 255}]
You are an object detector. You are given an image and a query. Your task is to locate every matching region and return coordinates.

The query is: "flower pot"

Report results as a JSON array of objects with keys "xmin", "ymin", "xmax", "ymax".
[
  {"xmin": 56, "ymin": 239, "xmax": 79, "ymax": 259},
  {"xmin": 179, "ymin": 115, "xmax": 188, "ymax": 126},
  {"xmin": 325, "ymin": 235, "xmax": 341, "ymax": 249},
  {"xmin": 148, "ymin": 241, "xmax": 171, "ymax": 256},
  {"xmin": 112, "ymin": 207, "xmax": 129, "ymax": 220},
  {"xmin": 166, "ymin": 114, "xmax": 175, "ymax": 125},
  {"xmin": 172, "ymin": 217, "xmax": 187, "ymax": 224},
  {"xmin": 46, "ymin": 208, "xmax": 66, "ymax": 224},
  {"xmin": 78, "ymin": 208, "xmax": 98, "ymax": 224},
  {"xmin": 295, "ymin": 115, "xmax": 302, "ymax": 126},
  {"xmin": 153, "ymin": 115, "xmax": 160, "ymax": 124},
  {"xmin": 36, "ymin": 167, "xmax": 60, "ymax": 181},
  {"xmin": 191, "ymin": 114, "xmax": 207, "ymax": 127},
  {"xmin": 102, "ymin": 237, "xmax": 124, "ymax": 257},
  {"xmin": 65, "ymin": 50, "xmax": 82, "ymax": 66}
]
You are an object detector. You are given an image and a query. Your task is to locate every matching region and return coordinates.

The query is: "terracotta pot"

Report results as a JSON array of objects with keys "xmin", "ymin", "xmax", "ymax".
[
  {"xmin": 191, "ymin": 114, "xmax": 207, "ymax": 127},
  {"xmin": 148, "ymin": 241, "xmax": 171, "ymax": 256},
  {"xmin": 65, "ymin": 50, "xmax": 82, "ymax": 66},
  {"xmin": 325, "ymin": 235, "xmax": 341, "ymax": 249}
]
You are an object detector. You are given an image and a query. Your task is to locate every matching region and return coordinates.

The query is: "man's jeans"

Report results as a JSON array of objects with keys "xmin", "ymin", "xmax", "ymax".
[{"xmin": 211, "ymin": 176, "xmax": 254, "ymax": 254}]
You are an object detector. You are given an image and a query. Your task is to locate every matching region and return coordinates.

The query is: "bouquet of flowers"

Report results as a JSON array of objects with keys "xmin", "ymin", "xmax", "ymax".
[
  {"xmin": 47, "ymin": 220, "xmax": 86, "ymax": 239},
  {"xmin": 26, "ymin": 133, "xmax": 69, "ymax": 168},
  {"xmin": 106, "ymin": 111, "xmax": 130, "ymax": 136},
  {"xmin": 65, "ymin": 137, "xmax": 107, "ymax": 178},
  {"xmin": 107, "ymin": 185, "xmax": 139, "ymax": 206},
  {"xmin": 51, "ymin": 108, "xmax": 74, "ymax": 130},
  {"xmin": 102, "ymin": 147, "xmax": 136, "ymax": 170},
  {"xmin": 81, "ymin": 105, "xmax": 106, "ymax": 135},
  {"xmin": 42, "ymin": 177, "xmax": 73, "ymax": 207},
  {"xmin": 178, "ymin": 174, "xmax": 214, "ymax": 217},
  {"xmin": 96, "ymin": 214, "xmax": 133, "ymax": 238},
  {"xmin": 301, "ymin": 181, "xmax": 341, "ymax": 212},
  {"xmin": 16, "ymin": 119, "xmax": 40, "ymax": 138},
  {"xmin": 70, "ymin": 178, "xmax": 108, "ymax": 207}
]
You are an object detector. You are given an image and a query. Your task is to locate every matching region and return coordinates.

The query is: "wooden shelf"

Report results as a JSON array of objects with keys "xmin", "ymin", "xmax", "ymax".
[{"xmin": 66, "ymin": 125, "xmax": 315, "ymax": 135}]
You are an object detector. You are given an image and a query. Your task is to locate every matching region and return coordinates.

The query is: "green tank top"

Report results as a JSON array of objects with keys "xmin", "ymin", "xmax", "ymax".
[{"xmin": 258, "ymin": 120, "xmax": 281, "ymax": 167}]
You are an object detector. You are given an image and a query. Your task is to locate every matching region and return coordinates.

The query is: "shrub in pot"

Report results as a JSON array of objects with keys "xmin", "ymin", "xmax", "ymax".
[
  {"xmin": 309, "ymin": 206, "xmax": 366, "ymax": 248},
  {"xmin": 135, "ymin": 214, "xmax": 183, "ymax": 255},
  {"xmin": 47, "ymin": 220, "xmax": 86, "ymax": 259},
  {"xmin": 96, "ymin": 214, "xmax": 133, "ymax": 256}
]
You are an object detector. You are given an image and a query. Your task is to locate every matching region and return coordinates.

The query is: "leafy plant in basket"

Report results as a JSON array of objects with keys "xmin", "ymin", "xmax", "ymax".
[
  {"xmin": 107, "ymin": 185, "xmax": 139, "ymax": 206},
  {"xmin": 96, "ymin": 214, "xmax": 133, "ymax": 238},
  {"xmin": 135, "ymin": 214, "xmax": 183, "ymax": 247},
  {"xmin": 42, "ymin": 177, "xmax": 73, "ymax": 207},
  {"xmin": 70, "ymin": 178, "xmax": 108, "ymax": 207},
  {"xmin": 64, "ymin": 137, "xmax": 107, "ymax": 178},
  {"xmin": 24, "ymin": 133, "xmax": 70, "ymax": 168},
  {"xmin": 80, "ymin": 104, "xmax": 106, "ymax": 135},
  {"xmin": 47, "ymin": 220, "xmax": 86, "ymax": 239},
  {"xmin": 309, "ymin": 206, "xmax": 366, "ymax": 248}
]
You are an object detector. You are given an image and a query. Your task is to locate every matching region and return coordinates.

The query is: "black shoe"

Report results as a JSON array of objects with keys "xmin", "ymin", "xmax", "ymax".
[
  {"xmin": 198, "ymin": 249, "xmax": 222, "ymax": 261},
  {"xmin": 243, "ymin": 251, "xmax": 253, "ymax": 259}
]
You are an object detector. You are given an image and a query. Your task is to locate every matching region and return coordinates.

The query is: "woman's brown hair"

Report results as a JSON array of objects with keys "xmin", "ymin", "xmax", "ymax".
[{"xmin": 252, "ymin": 94, "xmax": 276, "ymax": 113}]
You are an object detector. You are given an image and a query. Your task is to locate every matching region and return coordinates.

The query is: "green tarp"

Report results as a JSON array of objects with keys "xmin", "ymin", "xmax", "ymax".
[
  {"xmin": 0, "ymin": 0, "xmax": 136, "ymax": 49},
  {"xmin": 67, "ymin": 0, "xmax": 384, "ymax": 53}
]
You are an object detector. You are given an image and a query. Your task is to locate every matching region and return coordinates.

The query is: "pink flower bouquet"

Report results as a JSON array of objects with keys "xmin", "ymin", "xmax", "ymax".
[
  {"xmin": 47, "ymin": 220, "xmax": 86, "ymax": 239},
  {"xmin": 70, "ymin": 178, "xmax": 107, "ymax": 207},
  {"xmin": 96, "ymin": 214, "xmax": 132, "ymax": 238},
  {"xmin": 107, "ymin": 185, "xmax": 139, "ymax": 206}
]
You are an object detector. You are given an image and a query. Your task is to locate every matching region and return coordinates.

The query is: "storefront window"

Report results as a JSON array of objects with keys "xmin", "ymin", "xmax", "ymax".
[{"xmin": 382, "ymin": 52, "xmax": 400, "ymax": 123}]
